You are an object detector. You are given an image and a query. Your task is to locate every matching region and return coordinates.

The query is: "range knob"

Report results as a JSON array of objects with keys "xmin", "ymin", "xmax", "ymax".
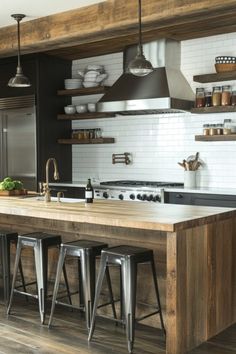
[
  {"xmin": 141, "ymin": 194, "xmax": 147, "ymax": 201},
  {"xmin": 147, "ymin": 194, "xmax": 154, "ymax": 201},
  {"xmin": 153, "ymin": 195, "xmax": 161, "ymax": 202},
  {"xmin": 119, "ymin": 194, "xmax": 124, "ymax": 200},
  {"xmin": 137, "ymin": 194, "xmax": 142, "ymax": 200},
  {"xmin": 130, "ymin": 194, "xmax": 135, "ymax": 200},
  {"xmin": 103, "ymin": 192, "xmax": 109, "ymax": 199}
]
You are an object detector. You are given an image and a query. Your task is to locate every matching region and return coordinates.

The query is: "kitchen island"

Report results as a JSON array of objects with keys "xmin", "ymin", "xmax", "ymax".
[{"xmin": 0, "ymin": 197, "xmax": 235, "ymax": 354}]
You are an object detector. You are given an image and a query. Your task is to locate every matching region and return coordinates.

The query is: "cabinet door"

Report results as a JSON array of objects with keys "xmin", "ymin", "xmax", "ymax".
[{"xmin": 164, "ymin": 191, "xmax": 236, "ymax": 207}]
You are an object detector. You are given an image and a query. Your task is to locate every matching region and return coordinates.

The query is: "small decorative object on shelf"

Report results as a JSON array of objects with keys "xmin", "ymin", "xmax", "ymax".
[
  {"xmin": 112, "ymin": 152, "xmax": 131, "ymax": 165},
  {"xmin": 85, "ymin": 178, "xmax": 94, "ymax": 204}
]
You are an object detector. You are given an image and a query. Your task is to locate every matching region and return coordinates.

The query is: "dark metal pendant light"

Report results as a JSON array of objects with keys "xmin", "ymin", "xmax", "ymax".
[
  {"xmin": 127, "ymin": 0, "xmax": 153, "ymax": 76},
  {"xmin": 8, "ymin": 14, "xmax": 31, "ymax": 87}
]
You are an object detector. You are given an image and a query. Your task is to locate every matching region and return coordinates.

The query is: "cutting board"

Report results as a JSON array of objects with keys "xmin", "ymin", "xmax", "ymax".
[{"xmin": 0, "ymin": 189, "xmax": 28, "ymax": 196}]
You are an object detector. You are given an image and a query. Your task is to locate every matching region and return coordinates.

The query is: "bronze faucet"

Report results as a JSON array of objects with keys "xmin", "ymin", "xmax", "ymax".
[{"xmin": 43, "ymin": 158, "xmax": 59, "ymax": 202}]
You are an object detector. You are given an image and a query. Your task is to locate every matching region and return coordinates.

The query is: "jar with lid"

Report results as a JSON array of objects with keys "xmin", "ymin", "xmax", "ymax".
[
  {"xmin": 209, "ymin": 124, "xmax": 217, "ymax": 136},
  {"xmin": 195, "ymin": 88, "xmax": 205, "ymax": 108},
  {"xmin": 204, "ymin": 90, "xmax": 212, "ymax": 107},
  {"xmin": 212, "ymin": 86, "xmax": 222, "ymax": 106},
  {"xmin": 216, "ymin": 123, "xmax": 224, "ymax": 135},
  {"xmin": 203, "ymin": 124, "xmax": 210, "ymax": 135},
  {"xmin": 221, "ymin": 85, "xmax": 232, "ymax": 106},
  {"xmin": 223, "ymin": 119, "xmax": 232, "ymax": 135},
  {"xmin": 232, "ymin": 91, "xmax": 236, "ymax": 106}
]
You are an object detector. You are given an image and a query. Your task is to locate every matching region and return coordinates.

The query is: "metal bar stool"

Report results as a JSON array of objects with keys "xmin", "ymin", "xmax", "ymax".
[
  {"xmin": 48, "ymin": 240, "xmax": 117, "ymax": 330},
  {"xmin": 88, "ymin": 245, "xmax": 166, "ymax": 353},
  {"xmin": 0, "ymin": 231, "xmax": 26, "ymax": 306},
  {"xmin": 7, "ymin": 232, "xmax": 71, "ymax": 324}
]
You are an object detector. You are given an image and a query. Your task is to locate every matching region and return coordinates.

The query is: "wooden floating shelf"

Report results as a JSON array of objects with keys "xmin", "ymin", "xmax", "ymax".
[
  {"xmin": 191, "ymin": 106, "xmax": 236, "ymax": 114},
  {"xmin": 57, "ymin": 112, "xmax": 115, "ymax": 120},
  {"xmin": 193, "ymin": 71, "xmax": 236, "ymax": 83},
  {"xmin": 193, "ymin": 71, "xmax": 236, "ymax": 84},
  {"xmin": 195, "ymin": 134, "xmax": 236, "ymax": 141},
  {"xmin": 57, "ymin": 86, "xmax": 110, "ymax": 96},
  {"xmin": 58, "ymin": 138, "xmax": 115, "ymax": 144}
]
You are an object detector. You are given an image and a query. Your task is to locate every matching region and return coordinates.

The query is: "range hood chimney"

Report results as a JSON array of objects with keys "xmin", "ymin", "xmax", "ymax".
[{"xmin": 98, "ymin": 39, "xmax": 194, "ymax": 114}]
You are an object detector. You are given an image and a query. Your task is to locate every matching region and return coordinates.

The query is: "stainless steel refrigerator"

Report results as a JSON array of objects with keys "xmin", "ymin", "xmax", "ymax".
[{"xmin": 0, "ymin": 96, "xmax": 37, "ymax": 190}]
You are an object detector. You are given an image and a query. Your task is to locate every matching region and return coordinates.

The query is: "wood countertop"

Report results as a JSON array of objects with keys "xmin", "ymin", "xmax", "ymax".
[{"xmin": 0, "ymin": 196, "xmax": 235, "ymax": 232}]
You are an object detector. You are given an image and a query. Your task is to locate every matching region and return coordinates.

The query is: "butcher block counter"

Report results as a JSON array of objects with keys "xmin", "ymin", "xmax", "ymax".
[{"xmin": 0, "ymin": 197, "xmax": 235, "ymax": 354}]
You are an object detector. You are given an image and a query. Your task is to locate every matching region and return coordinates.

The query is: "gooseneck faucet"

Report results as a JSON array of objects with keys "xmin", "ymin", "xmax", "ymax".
[{"xmin": 44, "ymin": 158, "xmax": 59, "ymax": 202}]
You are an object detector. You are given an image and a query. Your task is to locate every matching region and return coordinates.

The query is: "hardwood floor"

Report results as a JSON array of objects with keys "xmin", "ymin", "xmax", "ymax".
[{"xmin": 0, "ymin": 298, "xmax": 235, "ymax": 354}]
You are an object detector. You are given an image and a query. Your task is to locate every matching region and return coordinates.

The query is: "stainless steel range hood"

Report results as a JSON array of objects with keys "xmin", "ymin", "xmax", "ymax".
[{"xmin": 98, "ymin": 39, "xmax": 194, "ymax": 114}]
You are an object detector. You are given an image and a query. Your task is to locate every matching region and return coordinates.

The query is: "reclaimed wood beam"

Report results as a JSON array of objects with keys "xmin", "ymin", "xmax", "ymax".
[{"xmin": 0, "ymin": 0, "xmax": 236, "ymax": 58}]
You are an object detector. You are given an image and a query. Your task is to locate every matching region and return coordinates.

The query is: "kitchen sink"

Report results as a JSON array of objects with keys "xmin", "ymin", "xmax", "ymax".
[{"xmin": 26, "ymin": 196, "xmax": 85, "ymax": 203}]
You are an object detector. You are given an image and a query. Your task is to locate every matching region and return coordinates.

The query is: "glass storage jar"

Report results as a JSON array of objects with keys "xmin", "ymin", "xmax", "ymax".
[
  {"xmin": 221, "ymin": 85, "xmax": 232, "ymax": 106},
  {"xmin": 223, "ymin": 119, "xmax": 232, "ymax": 135},
  {"xmin": 204, "ymin": 90, "xmax": 212, "ymax": 107},
  {"xmin": 212, "ymin": 86, "xmax": 222, "ymax": 106},
  {"xmin": 203, "ymin": 124, "xmax": 210, "ymax": 135},
  {"xmin": 195, "ymin": 88, "xmax": 205, "ymax": 108},
  {"xmin": 231, "ymin": 91, "xmax": 236, "ymax": 106},
  {"xmin": 209, "ymin": 124, "xmax": 217, "ymax": 136}
]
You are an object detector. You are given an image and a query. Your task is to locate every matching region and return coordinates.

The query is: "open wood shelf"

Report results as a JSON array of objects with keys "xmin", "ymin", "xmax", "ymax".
[
  {"xmin": 57, "ymin": 112, "xmax": 115, "ymax": 120},
  {"xmin": 193, "ymin": 71, "xmax": 236, "ymax": 83},
  {"xmin": 195, "ymin": 134, "xmax": 236, "ymax": 141},
  {"xmin": 57, "ymin": 86, "xmax": 110, "ymax": 96},
  {"xmin": 58, "ymin": 138, "xmax": 115, "ymax": 144},
  {"xmin": 191, "ymin": 106, "xmax": 236, "ymax": 114}
]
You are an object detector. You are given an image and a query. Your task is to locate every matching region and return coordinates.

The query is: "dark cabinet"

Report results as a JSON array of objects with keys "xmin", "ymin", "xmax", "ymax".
[
  {"xmin": 0, "ymin": 53, "xmax": 72, "ymax": 188},
  {"xmin": 164, "ymin": 191, "xmax": 236, "ymax": 208}
]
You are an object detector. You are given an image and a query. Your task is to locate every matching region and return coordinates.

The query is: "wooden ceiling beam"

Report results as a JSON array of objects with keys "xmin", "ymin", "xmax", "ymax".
[{"xmin": 0, "ymin": 0, "xmax": 236, "ymax": 59}]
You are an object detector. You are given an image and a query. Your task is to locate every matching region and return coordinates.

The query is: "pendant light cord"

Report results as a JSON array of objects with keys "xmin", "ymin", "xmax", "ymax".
[
  {"xmin": 138, "ymin": 0, "xmax": 143, "ymax": 56},
  {"xmin": 17, "ymin": 18, "xmax": 21, "ymax": 68}
]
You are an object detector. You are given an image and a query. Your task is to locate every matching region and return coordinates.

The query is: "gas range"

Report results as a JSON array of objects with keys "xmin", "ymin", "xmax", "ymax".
[{"xmin": 94, "ymin": 180, "xmax": 184, "ymax": 202}]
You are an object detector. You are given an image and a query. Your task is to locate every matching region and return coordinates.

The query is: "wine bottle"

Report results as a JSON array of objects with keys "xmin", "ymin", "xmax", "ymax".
[{"xmin": 85, "ymin": 178, "xmax": 93, "ymax": 203}]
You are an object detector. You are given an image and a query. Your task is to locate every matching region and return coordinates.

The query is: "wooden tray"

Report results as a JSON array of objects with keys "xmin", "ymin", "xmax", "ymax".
[{"xmin": 0, "ymin": 189, "xmax": 28, "ymax": 196}]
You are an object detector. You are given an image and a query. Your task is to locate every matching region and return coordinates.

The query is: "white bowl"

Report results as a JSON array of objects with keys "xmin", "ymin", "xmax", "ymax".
[
  {"xmin": 87, "ymin": 103, "xmax": 96, "ymax": 112},
  {"xmin": 64, "ymin": 105, "xmax": 76, "ymax": 114},
  {"xmin": 87, "ymin": 65, "xmax": 104, "ymax": 71},
  {"xmin": 83, "ymin": 81, "xmax": 99, "ymax": 88},
  {"xmin": 76, "ymin": 104, "xmax": 87, "ymax": 113}
]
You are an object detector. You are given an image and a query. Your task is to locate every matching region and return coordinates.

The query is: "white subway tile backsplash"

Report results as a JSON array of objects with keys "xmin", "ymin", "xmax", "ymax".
[{"xmin": 71, "ymin": 33, "xmax": 236, "ymax": 188}]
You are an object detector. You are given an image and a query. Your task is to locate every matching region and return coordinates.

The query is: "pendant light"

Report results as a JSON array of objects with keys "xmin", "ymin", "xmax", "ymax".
[
  {"xmin": 127, "ymin": 0, "xmax": 153, "ymax": 77},
  {"xmin": 8, "ymin": 14, "xmax": 31, "ymax": 87}
]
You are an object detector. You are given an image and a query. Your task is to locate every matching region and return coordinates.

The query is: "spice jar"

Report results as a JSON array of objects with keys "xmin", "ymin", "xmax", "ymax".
[
  {"xmin": 209, "ymin": 124, "xmax": 217, "ymax": 136},
  {"xmin": 223, "ymin": 119, "xmax": 232, "ymax": 135},
  {"xmin": 203, "ymin": 124, "xmax": 210, "ymax": 135},
  {"xmin": 221, "ymin": 85, "xmax": 232, "ymax": 106},
  {"xmin": 212, "ymin": 86, "xmax": 222, "ymax": 106},
  {"xmin": 216, "ymin": 123, "xmax": 224, "ymax": 135},
  {"xmin": 232, "ymin": 91, "xmax": 236, "ymax": 106},
  {"xmin": 204, "ymin": 90, "xmax": 212, "ymax": 107},
  {"xmin": 195, "ymin": 88, "xmax": 205, "ymax": 108}
]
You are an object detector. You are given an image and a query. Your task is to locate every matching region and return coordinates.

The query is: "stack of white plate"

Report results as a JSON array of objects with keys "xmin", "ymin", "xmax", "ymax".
[{"xmin": 64, "ymin": 78, "xmax": 82, "ymax": 90}]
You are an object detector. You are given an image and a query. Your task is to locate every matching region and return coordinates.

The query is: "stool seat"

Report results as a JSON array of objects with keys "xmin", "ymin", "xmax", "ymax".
[
  {"xmin": 88, "ymin": 244, "xmax": 165, "ymax": 353},
  {"xmin": 48, "ymin": 239, "xmax": 116, "ymax": 330},
  {"xmin": 7, "ymin": 232, "xmax": 70, "ymax": 324}
]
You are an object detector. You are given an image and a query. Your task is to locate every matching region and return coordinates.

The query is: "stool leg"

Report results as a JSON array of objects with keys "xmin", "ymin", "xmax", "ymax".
[
  {"xmin": 2, "ymin": 236, "xmax": 10, "ymax": 305},
  {"xmin": 62, "ymin": 263, "xmax": 72, "ymax": 306},
  {"xmin": 48, "ymin": 246, "xmax": 67, "ymax": 327},
  {"xmin": 80, "ymin": 250, "xmax": 94, "ymax": 330},
  {"xmin": 7, "ymin": 241, "xmax": 23, "ymax": 315},
  {"xmin": 105, "ymin": 267, "xmax": 117, "ymax": 320},
  {"xmin": 34, "ymin": 242, "xmax": 46, "ymax": 324},
  {"xmin": 88, "ymin": 254, "xmax": 108, "ymax": 341},
  {"xmin": 150, "ymin": 257, "xmax": 166, "ymax": 336},
  {"xmin": 121, "ymin": 258, "xmax": 137, "ymax": 354}
]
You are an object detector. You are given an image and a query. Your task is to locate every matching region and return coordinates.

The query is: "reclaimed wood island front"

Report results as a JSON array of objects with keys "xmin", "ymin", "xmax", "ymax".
[{"xmin": 0, "ymin": 197, "xmax": 235, "ymax": 354}]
